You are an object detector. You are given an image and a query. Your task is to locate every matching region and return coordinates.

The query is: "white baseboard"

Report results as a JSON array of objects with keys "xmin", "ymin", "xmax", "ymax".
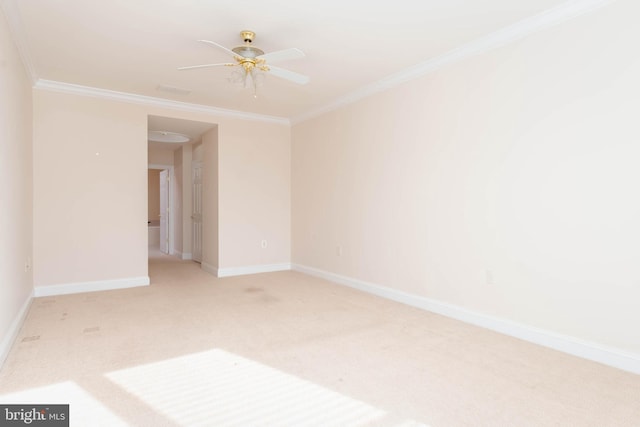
[
  {"xmin": 201, "ymin": 262, "xmax": 218, "ymax": 276},
  {"xmin": 217, "ymin": 263, "xmax": 292, "ymax": 278},
  {"xmin": 0, "ymin": 289, "xmax": 34, "ymax": 369},
  {"xmin": 34, "ymin": 276, "xmax": 150, "ymax": 297},
  {"xmin": 201, "ymin": 262, "xmax": 291, "ymax": 278},
  {"xmin": 292, "ymin": 264, "xmax": 640, "ymax": 375}
]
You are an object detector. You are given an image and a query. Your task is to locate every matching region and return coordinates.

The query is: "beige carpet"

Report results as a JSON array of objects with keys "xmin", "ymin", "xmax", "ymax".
[{"xmin": 1, "ymin": 252, "xmax": 639, "ymax": 426}]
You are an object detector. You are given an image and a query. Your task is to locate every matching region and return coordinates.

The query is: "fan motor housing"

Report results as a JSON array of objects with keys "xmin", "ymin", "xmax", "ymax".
[
  {"xmin": 240, "ymin": 30, "xmax": 255, "ymax": 43},
  {"xmin": 232, "ymin": 31, "xmax": 264, "ymax": 58}
]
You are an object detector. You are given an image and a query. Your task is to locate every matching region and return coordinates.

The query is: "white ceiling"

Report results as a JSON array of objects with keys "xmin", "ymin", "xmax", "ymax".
[{"xmin": 5, "ymin": 0, "xmax": 594, "ymax": 123}]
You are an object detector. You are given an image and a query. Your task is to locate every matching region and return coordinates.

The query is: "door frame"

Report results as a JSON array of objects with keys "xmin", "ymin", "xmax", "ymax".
[
  {"xmin": 191, "ymin": 160, "xmax": 203, "ymax": 263},
  {"xmin": 149, "ymin": 164, "xmax": 175, "ymax": 255}
]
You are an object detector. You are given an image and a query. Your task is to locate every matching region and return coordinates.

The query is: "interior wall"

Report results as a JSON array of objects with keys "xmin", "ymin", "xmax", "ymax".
[
  {"xmin": 147, "ymin": 169, "xmax": 160, "ymax": 222},
  {"xmin": 171, "ymin": 143, "xmax": 193, "ymax": 258},
  {"xmin": 148, "ymin": 146, "xmax": 175, "ymax": 165},
  {"xmin": 292, "ymin": 0, "xmax": 640, "ymax": 356},
  {"xmin": 33, "ymin": 91, "xmax": 149, "ymax": 287},
  {"xmin": 180, "ymin": 144, "xmax": 193, "ymax": 258},
  {"xmin": 0, "ymin": 7, "xmax": 33, "ymax": 362},
  {"xmin": 218, "ymin": 120, "xmax": 291, "ymax": 269},
  {"xmin": 202, "ymin": 128, "xmax": 218, "ymax": 270},
  {"xmin": 173, "ymin": 148, "xmax": 183, "ymax": 254},
  {"xmin": 32, "ymin": 90, "xmax": 291, "ymax": 289},
  {"xmin": 193, "ymin": 140, "xmax": 203, "ymax": 162}
]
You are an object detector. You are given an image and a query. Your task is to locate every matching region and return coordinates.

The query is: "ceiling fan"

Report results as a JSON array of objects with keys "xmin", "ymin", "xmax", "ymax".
[{"xmin": 178, "ymin": 30, "xmax": 309, "ymax": 93}]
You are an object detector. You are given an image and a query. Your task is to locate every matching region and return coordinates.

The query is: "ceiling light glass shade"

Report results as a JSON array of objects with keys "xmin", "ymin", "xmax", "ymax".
[
  {"xmin": 148, "ymin": 131, "xmax": 190, "ymax": 143},
  {"xmin": 227, "ymin": 68, "xmax": 264, "ymax": 98},
  {"xmin": 232, "ymin": 46, "xmax": 264, "ymax": 58}
]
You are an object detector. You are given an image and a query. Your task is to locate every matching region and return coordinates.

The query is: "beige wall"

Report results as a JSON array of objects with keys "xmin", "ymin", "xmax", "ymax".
[
  {"xmin": 179, "ymin": 144, "xmax": 193, "ymax": 257},
  {"xmin": 292, "ymin": 0, "xmax": 640, "ymax": 355},
  {"xmin": 0, "ymin": 8, "xmax": 33, "ymax": 362},
  {"xmin": 31, "ymin": 90, "xmax": 291, "ymax": 289},
  {"xmin": 148, "ymin": 146, "xmax": 175, "ymax": 165},
  {"xmin": 147, "ymin": 169, "xmax": 160, "ymax": 222},
  {"xmin": 173, "ymin": 148, "xmax": 183, "ymax": 253},
  {"xmin": 218, "ymin": 120, "xmax": 291, "ymax": 268},
  {"xmin": 33, "ymin": 91, "xmax": 148, "ymax": 286},
  {"xmin": 202, "ymin": 128, "xmax": 218, "ymax": 269},
  {"xmin": 192, "ymin": 140, "xmax": 203, "ymax": 162}
]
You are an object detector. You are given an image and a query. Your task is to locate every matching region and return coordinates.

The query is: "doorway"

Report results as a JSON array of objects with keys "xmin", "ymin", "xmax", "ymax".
[{"xmin": 147, "ymin": 115, "xmax": 217, "ymax": 265}]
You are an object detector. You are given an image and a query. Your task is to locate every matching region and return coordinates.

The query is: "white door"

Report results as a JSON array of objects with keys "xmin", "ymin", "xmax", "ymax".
[
  {"xmin": 159, "ymin": 169, "xmax": 169, "ymax": 254},
  {"xmin": 192, "ymin": 162, "xmax": 203, "ymax": 263}
]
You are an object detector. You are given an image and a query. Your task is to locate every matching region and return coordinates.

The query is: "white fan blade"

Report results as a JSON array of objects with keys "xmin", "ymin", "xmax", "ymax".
[
  {"xmin": 197, "ymin": 39, "xmax": 238, "ymax": 59},
  {"xmin": 267, "ymin": 65, "xmax": 310, "ymax": 85},
  {"xmin": 258, "ymin": 48, "xmax": 305, "ymax": 64},
  {"xmin": 178, "ymin": 63, "xmax": 234, "ymax": 71}
]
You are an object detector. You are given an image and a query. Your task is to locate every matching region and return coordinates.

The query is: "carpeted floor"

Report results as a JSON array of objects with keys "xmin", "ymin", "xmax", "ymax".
[{"xmin": 1, "ymin": 251, "xmax": 639, "ymax": 426}]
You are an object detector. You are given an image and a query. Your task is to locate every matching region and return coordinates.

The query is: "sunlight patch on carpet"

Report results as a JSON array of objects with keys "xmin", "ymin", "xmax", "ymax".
[{"xmin": 105, "ymin": 349, "xmax": 426, "ymax": 426}]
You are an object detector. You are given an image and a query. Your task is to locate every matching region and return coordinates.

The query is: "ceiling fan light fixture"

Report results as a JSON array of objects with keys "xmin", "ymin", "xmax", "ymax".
[
  {"xmin": 232, "ymin": 45, "xmax": 264, "ymax": 58},
  {"xmin": 232, "ymin": 30, "xmax": 264, "ymax": 58},
  {"xmin": 178, "ymin": 30, "xmax": 309, "ymax": 92},
  {"xmin": 148, "ymin": 131, "xmax": 190, "ymax": 143}
]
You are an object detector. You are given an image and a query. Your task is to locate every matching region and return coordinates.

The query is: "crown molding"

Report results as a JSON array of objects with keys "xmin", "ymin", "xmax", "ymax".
[
  {"xmin": 33, "ymin": 79, "xmax": 290, "ymax": 125},
  {"xmin": 291, "ymin": 0, "xmax": 616, "ymax": 125},
  {"xmin": 5, "ymin": 0, "xmax": 614, "ymax": 126},
  {"xmin": 0, "ymin": 0, "xmax": 38, "ymax": 84}
]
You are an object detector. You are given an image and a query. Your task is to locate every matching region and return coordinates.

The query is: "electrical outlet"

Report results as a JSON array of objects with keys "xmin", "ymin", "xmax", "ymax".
[
  {"xmin": 24, "ymin": 257, "xmax": 31, "ymax": 272},
  {"xmin": 261, "ymin": 240, "xmax": 268, "ymax": 249}
]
